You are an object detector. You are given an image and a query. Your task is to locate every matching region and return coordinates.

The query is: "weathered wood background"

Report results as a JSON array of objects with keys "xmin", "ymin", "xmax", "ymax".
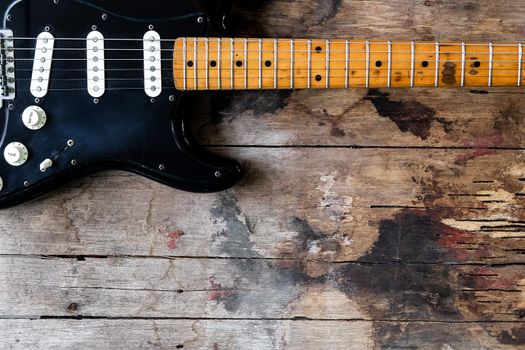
[{"xmin": 2, "ymin": 0, "xmax": 525, "ymax": 348}]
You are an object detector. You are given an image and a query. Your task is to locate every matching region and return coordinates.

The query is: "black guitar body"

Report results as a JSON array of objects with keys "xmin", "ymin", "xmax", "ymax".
[{"xmin": 0, "ymin": 0, "xmax": 241, "ymax": 208}]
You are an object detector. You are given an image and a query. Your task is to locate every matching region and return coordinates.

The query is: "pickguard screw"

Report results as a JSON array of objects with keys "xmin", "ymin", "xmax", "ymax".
[
  {"xmin": 101, "ymin": 13, "xmax": 107, "ymax": 20},
  {"xmin": 93, "ymin": 98, "xmax": 99, "ymax": 104},
  {"xmin": 6, "ymin": 14, "xmax": 12, "ymax": 22},
  {"xmin": 67, "ymin": 139, "xmax": 75, "ymax": 147},
  {"xmin": 44, "ymin": 26, "xmax": 50, "ymax": 32},
  {"xmin": 34, "ymin": 98, "xmax": 40, "ymax": 104},
  {"xmin": 148, "ymin": 24, "xmax": 154, "ymax": 30},
  {"xmin": 214, "ymin": 171, "xmax": 222, "ymax": 178},
  {"xmin": 92, "ymin": 25, "xmax": 97, "ymax": 31},
  {"xmin": 169, "ymin": 95, "xmax": 175, "ymax": 102},
  {"xmin": 53, "ymin": 0, "xmax": 59, "ymax": 4},
  {"xmin": 150, "ymin": 98, "xmax": 155, "ymax": 103},
  {"xmin": 159, "ymin": 164, "xmax": 166, "ymax": 171},
  {"xmin": 23, "ymin": 181, "xmax": 30, "ymax": 187},
  {"xmin": 8, "ymin": 104, "xmax": 13, "ymax": 110},
  {"xmin": 71, "ymin": 159, "xmax": 77, "ymax": 166},
  {"xmin": 197, "ymin": 17, "xmax": 205, "ymax": 24}
]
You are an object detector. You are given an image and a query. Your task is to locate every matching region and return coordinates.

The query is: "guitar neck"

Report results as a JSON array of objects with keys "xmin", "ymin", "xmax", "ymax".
[{"xmin": 173, "ymin": 38, "xmax": 524, "ymax": 91}]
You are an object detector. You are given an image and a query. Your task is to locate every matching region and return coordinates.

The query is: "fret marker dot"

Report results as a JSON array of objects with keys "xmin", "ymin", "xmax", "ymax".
[
  {"xmin": 473, "ymin": 61, "xmax": 481, "ymax": 68},
  {"xmin": 375, "ymin": 61, "xmax": 382, "ymax": 68},
  {"xmin": 236, "ymin": 60, "xmax": 243, "ymax": 67},
  {"xmin": 187, "ymin": 61, "xmax": 194, "ymax": 67},
  {"xmin": 210, "ymin": 60, "xmax": 217, "ymax": 67},
  {"xmin": 265, "ymin": 60, "xmax": 272, "ymax": 67},
  {"xmin": 315, "ymin": 46, "xmax": 322, "ymax": 53},
  {"xmin": 422, "ymin": 61, "xmax": 429, "ymax": 68},
  {"xmin": 315, "ymin": 75, "xmax": 322, "ymax": 81}
]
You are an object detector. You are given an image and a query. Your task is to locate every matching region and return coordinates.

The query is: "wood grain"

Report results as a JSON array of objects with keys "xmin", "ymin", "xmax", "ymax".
[{"xmin": 3, "ymin": 0, "xmax": 525, "ymax": 348}]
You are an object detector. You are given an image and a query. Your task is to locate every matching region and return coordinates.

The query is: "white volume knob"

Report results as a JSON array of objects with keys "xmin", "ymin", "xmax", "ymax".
[
  {"xmin": 4, "ymin": 142, "xmax": 29, "ymax": 166},
  {"xmin": 0, "ymin": 176, "xmax": 3, "ymax": 192},
  {"xmin": 22, "ymin": 106, "xmax": 47, "ymax": 130}
]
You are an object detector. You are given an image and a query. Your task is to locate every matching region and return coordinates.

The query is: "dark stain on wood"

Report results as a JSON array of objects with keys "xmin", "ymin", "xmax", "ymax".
[
  {"xmin": 441, "ymin": 62, "xmax": 457, "ymax": 85},
  {"xmin": 365, "ymin": 90, "xmax": 452, "ymax": 140},
  {"xmin": 496, "ymin": 326, "xmax": 525, "ymax": 345},
  {"xmin": 211, "ymin": 91, "xmax": 292, "ymax": 125}
]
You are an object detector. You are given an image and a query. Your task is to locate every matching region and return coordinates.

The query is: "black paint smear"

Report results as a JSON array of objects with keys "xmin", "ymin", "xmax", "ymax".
[
  {"xmin": 497, "ymin": 327, "xmax": 525, "ymax": 345},
  {"xmin": 210, "ymin": 90, "xmax": 292, "ymax": 125},
  {"xmin": 366, "ymin": 90, "xmax": 453, "ymax": 140}
]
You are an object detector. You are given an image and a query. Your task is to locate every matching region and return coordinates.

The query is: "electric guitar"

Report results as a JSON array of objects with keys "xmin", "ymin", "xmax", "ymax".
[{"xmin": 0, "ymin": 0, "xmax": 522, "ymax": 208}]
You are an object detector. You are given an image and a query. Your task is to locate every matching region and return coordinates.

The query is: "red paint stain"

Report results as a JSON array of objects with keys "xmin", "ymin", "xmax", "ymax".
[
  {"xmin": 455, "ymin": 132, "xmax": 503, "ymax": 165},
  {"xmin": 436, "ymin": 221, "xmax": 481, "ymax": 261},
  {"xmin": 208, "ymin": 277, "xmax": 234, "ymax": 301},
  {"xmin": 471, "ymin": 267, "xmax": 521, "ymax": 290},
  {"xmin": 166, "ymin": 229, "xmax": 184, "ymax": 250}
]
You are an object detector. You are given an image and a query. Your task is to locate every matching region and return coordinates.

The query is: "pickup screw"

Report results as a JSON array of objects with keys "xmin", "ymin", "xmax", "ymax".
[
  {"xmin": 53, "ymin": 0, "xmax": 59, "ymax": 4},
  {"xmin": 34, "ymin": 98, "xmax": 40, "ymax": 104},
  {"xmin": 44, "ymin": 26, "xmax": 50, "ymax": 32},
  {"xmin": 93, "ymin": 98, "xmax": 99, "ymax": 104},
  {"xmin": 101, "ymin": 13, "xmax": 108, "ymax": 20},
  {"xmin": 159, "ymin": 164, "xmax": 166, "ymax": 171},
  {"xmin": 67, "ymin": 139, "xmax": 75, "ymax": 147},
  {"xmin": 150, "ymin": 98, "xmax": 155, "ymax": 103},
  {"xmin": 148, "ymin": 25, "xmax": 154, "ymax": 30},
  {"xmin": 92, "ymin": 25, "xmax": 97, "ymax": 31},
  {"xmin": 214, "ymin": 171, "xmax": 222, "ymax": 178},
  {"xmin": 197, "ymin": 17, "xmax": 205, "ymax": 24}
]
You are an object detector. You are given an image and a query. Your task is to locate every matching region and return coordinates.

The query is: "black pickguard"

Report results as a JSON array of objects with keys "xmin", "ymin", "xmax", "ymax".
[{"xmin": 0, "ymin": 0, "xmax": 242, "ymax": 208}]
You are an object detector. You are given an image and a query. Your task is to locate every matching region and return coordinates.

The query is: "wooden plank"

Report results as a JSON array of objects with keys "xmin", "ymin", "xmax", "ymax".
[
  {"xmin": 0, "ymin": 148, "xmax": 524, "ymax": 264},
  {"xmin": 1, "ymin": 256, "xmax": 524, "ymax": 322},
  {"xmin": 194, "ymin": 88, "xmax": 525, "ymax": 147},
  {"xmin": 3, "ymin": 319, "xmax": 521, "ymax": 350}
]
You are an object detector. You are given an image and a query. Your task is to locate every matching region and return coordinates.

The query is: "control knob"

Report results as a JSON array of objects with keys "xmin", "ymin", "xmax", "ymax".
[
  {"xmin": 4, "ymin": 142, "xmax": 29, "ymax": 166},
  {"xmin": 22, "ymin": 106, "xmax": 47, "ymax": 130}
]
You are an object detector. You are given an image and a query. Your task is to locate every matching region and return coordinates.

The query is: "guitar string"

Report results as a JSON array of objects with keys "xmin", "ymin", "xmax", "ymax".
[{"xmin": 6, "ymin": 37, "xmax": 525, "ymax": 47}]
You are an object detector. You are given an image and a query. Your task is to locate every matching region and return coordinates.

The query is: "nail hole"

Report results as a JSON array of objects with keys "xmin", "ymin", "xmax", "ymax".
[{"xmin": 176, "ymin": 345, "xmax": 184, "ymax": 349}]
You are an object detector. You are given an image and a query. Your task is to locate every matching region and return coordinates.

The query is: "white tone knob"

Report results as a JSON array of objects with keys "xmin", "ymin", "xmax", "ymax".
[
  {"xmin": 39, "ymin": 158, "xmax": 53, "ymax": 172},
  {"xmin": 22, "ymin": 106, "xmax": 47, "ymax": 130},
  {"xmin": 0, "ymin": 176, "xmax": 3, "ymax": 192},
  {"xmin": 4, "ymin": 142, "xmax": 29, "ymax": 167}
]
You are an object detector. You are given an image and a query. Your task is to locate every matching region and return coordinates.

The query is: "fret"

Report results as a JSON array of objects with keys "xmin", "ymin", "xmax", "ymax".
[
  {"xmin": 344, "ymin": 40, "xmax": 349, "ymax": 89},
  {"xmin": 205, "ymin": 38, "xmax": 209, "ymax": 90},
  {"xmin": 217, "ymin": 38, "xmax": 221, "ymax": 90},
  {"xmin": 460, "ymin": 42, "xmax": 466, "ymax": 87},
  {"xmin": 518, "ymin": 43, "xmax": 523, "ymax": 87},
  {"xmin": 230, "ymin": 38, "xmax": 234, "ymax": 89},
  {"xmin": 258, "ymin": 39, "xmax": 262, "ymax": 89},
  {"xmin": 410, "ymin": 41, "xmax": 415, "ymax": 88},
  {"xmin": 365, "ymin": 40, "xmax": 370, "ymax": 88},
  {"xmin": 488, "ymin": 42, "xmax": 494, "ymax": 87},
  {"xmin": 434, "ymin": 42, "xmax": 440, "ymax": 88},
  {"xmin": 244, "ymin": 38, "xmax": 248, "ymax": 89},
  {"xmin": 325, "ymin": 40, "xmax": 330, "ymax": 88},
  {"xmin": 387, "ymin": 40, "xmax": 392, "ymax": 88},
  {"xmin": 274, "ymin": 39, "xmax": 278, "ymax": 89},
  {"xmin": 307, "ymin": 39, "xmax": 312, "ymax": 89},
  {"xmin": 182, "ymin": 38, "xmax": 187, "ymax": 90},
  {"xmin": 290, "ymin": 39, "xmax": 294, "ymax": 89},
  {"xmin": 193, "ymin": 37, "xmax": 198, "ymax": 90}
]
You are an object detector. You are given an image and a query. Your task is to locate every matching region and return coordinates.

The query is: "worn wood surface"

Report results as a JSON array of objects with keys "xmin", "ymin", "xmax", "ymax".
[{"xmin": 2, "ymin": 0, "xmax": 525, "ymax": 349}]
